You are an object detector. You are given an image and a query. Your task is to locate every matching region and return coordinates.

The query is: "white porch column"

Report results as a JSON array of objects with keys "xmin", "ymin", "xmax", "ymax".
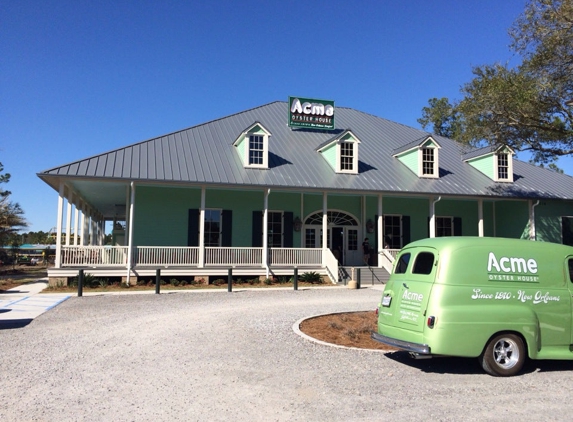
[
  {"xmin": 377, "ymin": 194, "xmax": 383, "ymax": 267},
  {"xmin": 198, "ymin": 186, "xmax": 206, "ymax": 268},
  {"xmin": 55, "ymin": 182, "xmax": 65, "ymax": 269},
  {"xmin": 82, "ymin": 203, "xmax": 89, "ymax": 245},
  {"xmin": 530, "ymin": 200, "xmax": 540, "ymax": 240},
  {"xmin": 478, "ymin": 198, "xmax": 484, "ymax": 237},
  {"xmin": 300, "ymin": 193, "xmax": 304, "ymax": 247},
  {"xmin": 429, "ymin": 196, "xmax": 441, "ymax": 238},
  {"xmin": 73, "ymin": 203, "xmax": 79, "ymax": 246},
  {"xmin": 322, "ymin": 192, "xmax": 328, "ymax": 251},
  {"xmin": 262, "ymin": 189, "xmax": 270, "ymax": 273},
  {"xmin": 65, "ymin": 190, "xmax": 73, "ymax": 246},
  {"xmin": 126, "ymin": 182, "xmax": 135, "ymax": 284}
]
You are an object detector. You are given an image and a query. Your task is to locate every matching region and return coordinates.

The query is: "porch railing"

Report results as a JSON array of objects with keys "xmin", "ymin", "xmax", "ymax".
[
  {"xmin": 205, "ymin": 247, "xmax": 262, "ymax": 266},
  {"xmin": 268, "ymin": 248, "xmax": 321, "ymax": 266},
  {"xmin": 61, "ymin": 246, "xmax": 128, "ymax": 266},
  {"xmin": 137, "ymin": 246, "xmax": 199, "ymax": 266},
  {"xmin": 379, "ymin": 248, "xmax": 399, "ymax": 273}
]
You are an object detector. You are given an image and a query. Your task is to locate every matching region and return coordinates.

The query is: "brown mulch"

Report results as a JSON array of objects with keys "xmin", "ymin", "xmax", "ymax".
[{"xmin": 298, "ymin": 310, "xmax": 397, "ymax": 351}]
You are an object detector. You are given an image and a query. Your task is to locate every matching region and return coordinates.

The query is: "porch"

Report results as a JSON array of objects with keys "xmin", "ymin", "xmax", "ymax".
[{"xmin": 48, "ymin": 245, "xmax": 399, "ymax": 284}]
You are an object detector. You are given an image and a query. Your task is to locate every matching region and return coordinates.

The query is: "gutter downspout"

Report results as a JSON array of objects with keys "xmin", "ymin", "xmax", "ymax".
[
  {"xmin": 125, "ymin": 182, "xmax": 135, "ymax": 286},
  {"xmin": 429, "ymin": 196, "xmax": 441, "ymax": 238},
  {"xmin": 530, "ymin": 200, "xmax": 540, "ymax": 241}
]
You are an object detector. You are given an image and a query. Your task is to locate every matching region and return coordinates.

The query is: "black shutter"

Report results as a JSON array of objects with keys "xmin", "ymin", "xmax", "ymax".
[
  {"xmin": 402, "ymin": 215, "xmax": 411, "ymax": 246},
  {"xmin": 188, "ymin": 209, "xmax": 199, "ymax": 247},
  {"xmin": 453, "ymin": 217, "xmax": 462, "ymax": 236},
  {"xmin": 427, "ymin": 217, "xmax": 431, "ymax": 238},
  {"xmin": 283, "ymin": 212, "xmax": 293, "ymax": 247},
  {"xmin": 222, "ymin": 210, "xmax": 233, "ymax": 246},
  {"xmin": 252, "ymin": 211, "xmax": 263, "ymax": 247}
]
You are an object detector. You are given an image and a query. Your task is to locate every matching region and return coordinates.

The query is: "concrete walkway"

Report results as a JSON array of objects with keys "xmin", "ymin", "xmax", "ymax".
[{"xmin": 0, "ymin": 279, "xmax": 70, "ymax": 329}]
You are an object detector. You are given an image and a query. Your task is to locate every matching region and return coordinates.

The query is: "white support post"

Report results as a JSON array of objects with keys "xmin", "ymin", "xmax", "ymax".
[
  {"xmin": 126, "ymin": 182, "xmax": 135, "ymax": 285},
  {"xmin": 55, "ymin": 183, "xmax": 65, "ymax": 269},
  {"xmin": 322, "ymin": 192, "xmax": 328, "ymax": 264},
  {"xmin": 300, "ymin": 193, "xmax": 304, "ymax": 248},
  {"xmin": 429, "ymin": 196, "xmax": 441, "ymax": 238},
  {"xmin": 73, "ymin": 203, "xmax": 79, "ymax": 246},
  {"xmin": 65, "ymin": 191, "xmax": 73, "ymax": 246},
  {"xmin": 478, "ymin": 198, "xmax": 484, "ymax": 237},
  {"xmin": 262, "ymin": 189, "xmax": 270, "ymax": 274},
  {"xmin": 530, "ymin": 200, "xmax": 540, "ymax": 241},
  {"xmin": 198, "ymin": 187, "xmax": 206, "ymax": 268},
  {"xmin": 377, "ymin": 194, "xmax": 383, "ymax": 267}
]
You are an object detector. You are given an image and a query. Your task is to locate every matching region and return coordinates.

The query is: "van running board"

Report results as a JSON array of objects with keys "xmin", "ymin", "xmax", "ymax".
[{"xmin": 410, "ymin": 352, "xmax": 433, "ymax": 360}]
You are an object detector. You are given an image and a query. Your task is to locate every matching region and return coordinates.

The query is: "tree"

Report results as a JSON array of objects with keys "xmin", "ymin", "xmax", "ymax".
[
  {"xmin": 419, "ymin": 0, "xmax": 573, "ymax": 165},
  {"xmin": 0, "ymin": 162, "xmax": 27, "ymax": 247}
]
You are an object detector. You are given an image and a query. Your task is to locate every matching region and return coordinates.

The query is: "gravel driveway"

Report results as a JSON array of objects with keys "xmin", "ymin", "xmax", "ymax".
[{"xmin": 2, "ymin": 287, "xmax": 573, "ymax": 421}]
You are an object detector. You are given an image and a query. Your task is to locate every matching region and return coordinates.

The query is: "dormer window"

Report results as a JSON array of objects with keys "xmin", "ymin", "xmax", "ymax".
[
  {"xmin": 422, "ymin": 147, "xmax": 435, "ymax": 176},
  {"xmin": 316, "ymin": 129, "xmax": 361, "ymax": 175},
  {"xmin": 393, "ymin": 136, "xmax": 440, "ymax": 179},
  {"xmin": 233, "ymin": 122, "xmax": 271, "ymax": 169},
  {"xmin": 340, "ymin": 142, "xmax": 355, "ymax": 171},
  {"xmin": 463, "ymin": 144, "xmax": 514, "ymax": 183},
  {"xmin": 249, "ymin": 135, "xmax": 264, "ymax": 165},
  {"xmin": 496, "ymin": 152, "xmax": 510, "ymax": 181}
]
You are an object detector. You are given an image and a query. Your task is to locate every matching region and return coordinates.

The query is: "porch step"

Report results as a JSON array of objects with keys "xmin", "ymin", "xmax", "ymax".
[{"xmin": 338, "ymin": 266, "xmax": 389, "ymax": 285}]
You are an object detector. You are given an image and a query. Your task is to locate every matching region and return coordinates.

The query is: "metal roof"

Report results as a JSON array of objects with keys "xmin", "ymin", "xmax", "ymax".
[{"xmin": 38, "ymin": 101, "xmax": 573, "ymax": 218}]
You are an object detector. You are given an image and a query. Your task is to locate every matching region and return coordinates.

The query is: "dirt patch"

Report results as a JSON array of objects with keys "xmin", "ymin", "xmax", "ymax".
[
  {"xmin": 0, "ymin": 265, "xmax": 48, "ymax": 291},
  {"xmin": 298, "ymin": 310, "xmax": 397, "ymax": 351}
]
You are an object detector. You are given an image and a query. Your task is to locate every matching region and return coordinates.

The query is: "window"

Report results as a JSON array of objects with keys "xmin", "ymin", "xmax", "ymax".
[
  {"xmin": 384, "ymin": 215, "xmax": 402, "ymax": 249},
  {"xmin": 497, "ymin": 153, "xmax": 509, "ymax": 180},
  {"xmin": 305, "ymin": 228, "xmax": 316, "ymax": 248},
  {"xmin": 395, "ymin": 253, "xmax": 411, "ymax": 274},
  {"xmin": 348, "ymin": 229, "xmax": 358, "ymax": 251},
  {"xmin": 249, "ymin": 135, "xmax": 264, "ymax": 166},
  {"xmin": 340, "ymin": 142, "xmax": 354, "ymax": 171},
  {"xmin": 267, "ymin": 211, "xmax": 283, "ymax": 247},
  {"xmin": 422, "ymin": 148, "xmax": 435, "ymax": 176},
  {"xmin": 413, "ymin": 252, "xmax": 434, "ymax": 275},
  {"xmin": 436, "ymin": 217, "xmax": 453, "ymax": 237},
  {"xmin": 204, "ymin": 209, "xmax": 221, "ymax": 246}
]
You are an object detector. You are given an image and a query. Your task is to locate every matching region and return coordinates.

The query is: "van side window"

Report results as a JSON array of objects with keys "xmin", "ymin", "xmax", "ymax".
[
  {"xmin": 413, "ymin": 252, "xmax": 435, "ymax": 275},
  {"xmin": 568, "ymin": 259, "xmax": 573, "ymax": 283},
  {"xmin": 395, "ymin": 253, "xmax": 411, "ymax": 274}
]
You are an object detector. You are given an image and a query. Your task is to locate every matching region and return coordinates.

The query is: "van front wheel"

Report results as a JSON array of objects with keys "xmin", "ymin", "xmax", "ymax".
[{"xmin": 479, "ymin": 333, "xmax": 525, "ymax": 377}]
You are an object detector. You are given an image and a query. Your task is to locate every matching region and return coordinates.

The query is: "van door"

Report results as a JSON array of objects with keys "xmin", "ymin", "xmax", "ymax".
[{"xmin": 379, "ymin": 247, "xmax": 437, "ymax": 333}]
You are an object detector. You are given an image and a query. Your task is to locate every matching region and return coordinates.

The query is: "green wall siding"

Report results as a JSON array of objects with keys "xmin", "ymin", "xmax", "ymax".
[
  {"xmin": 131, "ymin": 186, "xmax": 573, "ymax": 248},
  {"xmin": 321, "ymin": 143, "xmax": 337, "ymax": 170},
  {"xmin": 467, "ymin": 155, "xmax": 494, "ymax": 179},
  {"xmin": 235, "ymin": 138, "xmax": 246, "ymax": 165},
  {"xmin": 397, "ymin": 149, "xmax": 418, "ymax": 174}
]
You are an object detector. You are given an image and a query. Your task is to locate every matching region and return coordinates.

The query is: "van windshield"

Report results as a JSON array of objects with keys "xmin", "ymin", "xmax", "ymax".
[
  {"xmin": 395, "ymin": 253, "xmax": 411, "ymax": 274},
  {"xmin": 413, "ymin": 252, "xmax": 435, "ymax": 275}
]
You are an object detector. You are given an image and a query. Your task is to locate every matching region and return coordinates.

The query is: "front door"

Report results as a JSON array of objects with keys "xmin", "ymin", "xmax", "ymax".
[{"xmin": 331, "ymin": 227, "xmax": 344, "ymax": 264}]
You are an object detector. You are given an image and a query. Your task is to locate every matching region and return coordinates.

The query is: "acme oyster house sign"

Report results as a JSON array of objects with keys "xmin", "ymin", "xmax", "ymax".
[{"xmin": 288, "ymin": 96, "xmax": 335, "ymax": 130}]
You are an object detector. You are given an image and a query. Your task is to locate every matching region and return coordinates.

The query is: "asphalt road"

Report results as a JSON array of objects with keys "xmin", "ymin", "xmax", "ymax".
[{"xmin": 2, "ymin": 287, "xmax": 573, "ymax": 421}]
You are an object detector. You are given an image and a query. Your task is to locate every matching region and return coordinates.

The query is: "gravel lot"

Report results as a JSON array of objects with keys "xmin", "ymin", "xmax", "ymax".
[{"xmin": 2, "ymin": 287, "xmax": 573, "ymax": 421}]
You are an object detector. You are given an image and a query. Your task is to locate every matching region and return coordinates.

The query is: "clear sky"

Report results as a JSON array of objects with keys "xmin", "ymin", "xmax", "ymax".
[{"xmin": 2, "ymin": 0, "xmax": 571, "ymax": 233}]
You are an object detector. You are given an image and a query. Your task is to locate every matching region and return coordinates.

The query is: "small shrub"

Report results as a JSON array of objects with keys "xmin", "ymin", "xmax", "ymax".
[
  {"xmin": 263, "ymin": 278, "xmax": 273, "ymax": 285},
  {"xmin": 170, "ymin": 278, "xmax": 181, "ymax": 287},
  {"xmin": 212, "ymin": 278, "xmax": 225, "ymax": 286},
  {"xmin": 120, "ymin": 282, "xmax": 130, "ymax": 289},
  {"xmin": 247, "ymin": 278, "xmax": 258, "ymax": 285},
  {"xmin": 98, "ymin": 279, "xmax": 108, "ymax": 288},
  {"xmin": 300, "ymin": 271, "xmax": 322, "ymax": 284},
  {"xmin": 277, "ymin": 276, "xmax": 289, "ymax": 284}
]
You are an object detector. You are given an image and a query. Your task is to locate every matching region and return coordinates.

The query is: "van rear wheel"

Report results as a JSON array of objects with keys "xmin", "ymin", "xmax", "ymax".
[{"xmin": 479, "ymin": 333, "xmax": 525, "ymax": 377}]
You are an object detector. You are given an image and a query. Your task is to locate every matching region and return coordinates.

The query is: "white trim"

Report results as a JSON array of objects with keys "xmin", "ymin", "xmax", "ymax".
[{"xmin": 494, "ymin": 150, "xmax": 514, "ymax": 182}]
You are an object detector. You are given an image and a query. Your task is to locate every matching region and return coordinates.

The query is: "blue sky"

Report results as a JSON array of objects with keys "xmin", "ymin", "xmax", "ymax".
[{"xmin": 2, "ymin": 0, "xmax": 571, "ymax": 233}]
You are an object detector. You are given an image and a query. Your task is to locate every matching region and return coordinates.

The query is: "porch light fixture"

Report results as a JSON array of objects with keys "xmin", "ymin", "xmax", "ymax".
[
  {"xmin": 366, "ymin": 219, "xmax": 374, "ymax": 233},
  {"xmin": 293, "ymin": 217, "xmax": 302, "ymax": 232}
]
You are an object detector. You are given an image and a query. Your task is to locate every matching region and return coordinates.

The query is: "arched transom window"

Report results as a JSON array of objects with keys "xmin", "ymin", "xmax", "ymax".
[{"xmin": 305, "ymin": 211, "xmax": 358, "ymax": 226}]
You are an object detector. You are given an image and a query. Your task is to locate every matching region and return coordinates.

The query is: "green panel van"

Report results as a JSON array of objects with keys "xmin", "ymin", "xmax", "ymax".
[{"xmin": 372, "ymin": 237, "xmax": 573, "ymax": 376}]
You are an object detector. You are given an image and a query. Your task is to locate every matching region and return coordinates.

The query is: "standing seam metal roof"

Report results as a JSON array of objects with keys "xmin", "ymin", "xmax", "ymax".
[{"xmin": 38, "ymin": 101, "xmax": 573, "ymax": 200}]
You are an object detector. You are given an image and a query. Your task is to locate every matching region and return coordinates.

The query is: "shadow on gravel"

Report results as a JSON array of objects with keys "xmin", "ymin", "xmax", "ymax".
[
  {"xmin": 385, "ymin": 351, "xmax": 573, "ymax": 376},
  {"xmin": 0, "ymin": 318, "xmax": 33, "ymax": 330}
]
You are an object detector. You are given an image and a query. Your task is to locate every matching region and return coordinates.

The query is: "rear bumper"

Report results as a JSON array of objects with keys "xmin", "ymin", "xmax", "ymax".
[{"xmin": 371, "ymin": 332, "xmax": 431, "ymax": 355}]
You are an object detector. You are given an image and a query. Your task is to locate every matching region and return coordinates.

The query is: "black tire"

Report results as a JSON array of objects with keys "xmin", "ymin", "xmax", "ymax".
[{"xmin": 479, "ymin": 333, "xmax": 526, "ymax": 376}]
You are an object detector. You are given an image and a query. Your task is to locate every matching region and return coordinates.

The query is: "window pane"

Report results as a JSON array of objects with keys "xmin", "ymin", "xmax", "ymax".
[
  {"xmin": 413, "ymin": 252, "xmax": 434, "ymax": 275},
  {"xmin": 305, "ymin": 228, "xmax": 316, "ymax": 248},
  {"xmin": 249, "ymin": 135, "xmax": 264, "ymax": 165},
  {"xmin": 422, "ymin": 148, "xmax": 434, "ymax": 175},
  {"xmin": 395, "ymin": 253, "xmax": 410, "ymax": 274},
  {"xmin": 267, "ymin": 211, "xmax": 282, "ymax": 247},
  {"xmin": 348, "ymin": 230, "xmax": 357, "ymax": 250},
  {"xmin": 204, "ymin": 209, "xmax": 221, "ymax": 246}
]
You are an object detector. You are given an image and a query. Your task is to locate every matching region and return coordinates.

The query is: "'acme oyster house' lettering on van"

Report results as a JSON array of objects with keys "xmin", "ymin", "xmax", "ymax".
[
  {"xmin": 487, "ymin": 252, "xmax": 539, "ymax": 282},
  {"xmin": 288, "ymin": 97, "xmax": 335, "ymax": 130}
]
